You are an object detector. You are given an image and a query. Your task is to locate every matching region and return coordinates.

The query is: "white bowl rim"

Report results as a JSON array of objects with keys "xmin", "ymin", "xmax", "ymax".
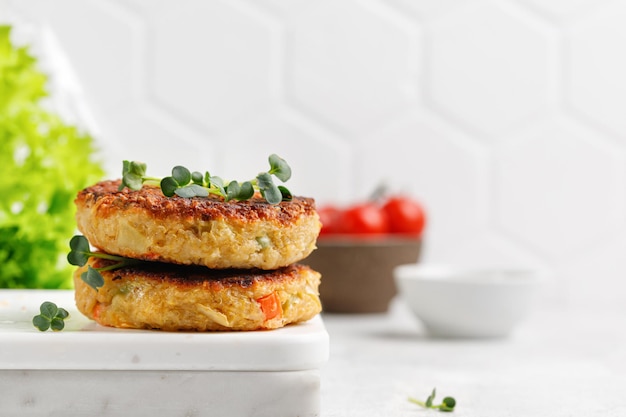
[{"xmin": 394, "ymin": 263, "xmax": 546, "ymax": 286}]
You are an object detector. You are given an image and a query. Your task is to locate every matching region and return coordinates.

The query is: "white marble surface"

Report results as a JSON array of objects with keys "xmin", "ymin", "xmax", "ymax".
[
  {"xmin": 320, "ymin": 298, "xmax": 626, "ymax": 416},
  {"xmin": 0, "ymin": 290, "xmax": 328, "ymax": 372},
  {"xmin": 0, "ymin": 290, "xmax": 328, "ymax": 417},
  {"xmin": 2, "ymin": 369, "xmax": 321, "ymax": 417},
  {"xmin": 3, "ymin": 290, "xmax": 625, "ymax": 416}
]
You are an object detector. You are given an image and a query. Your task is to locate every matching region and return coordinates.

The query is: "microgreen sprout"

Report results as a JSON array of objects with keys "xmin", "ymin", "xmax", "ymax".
[
  {"xmin": 118, "ymin": 160, "xmax": 161, "ymax": 191},
  {"xmin": 32, "ymin": 301, "xmax": 69, "ymax": 331},
  {"xmin": 408, "ymin": 388, "xmax": 456, "ymax": 412},
  {"xmin": 67, "ymin": 235, "xmax": 139, "ymax": 291},
  {"xmin": 121, "ymin": 154, "xmax": 293, "ymax": 205}
]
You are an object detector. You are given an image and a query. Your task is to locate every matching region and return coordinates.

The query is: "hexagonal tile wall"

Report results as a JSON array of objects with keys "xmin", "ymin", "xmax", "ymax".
[
  {"xmin": 517, "ymin": 0, "xmax": 612, "ymax": 22},
  {"xmin": 146, "ymin": 0, "xmax": 277, "ymax": 133},
  {"xmin": 566, "ymin": 1, "xmax": 626, "ymax": 138},
  {"xmin": 493, "ymin": 117, "xmax": 625, "ymax": 259},
  {"xmin": 385, "ymin": 0, "xmax": 477, "ymax": 22},
  {"xmin": 557, "ymin": 233, "xmax": 626, "ymax": 308},
  {"xmin": 425, "ymin": 1, "xmax": 554, "ymax": 138},
  {"xmin": 283, "ymin": 0, "xmax": 419, "ymax": 136},
  {"xmin": 99, "ymin": 105, "xmax": 216, "ymax": 179},
  {"xmin": 6, "ymin": 0, "xmax": 626, "ymax": 309},
  {"xmin": 11, "ymin": 0, "xmax": 140, "ymax": 112}
]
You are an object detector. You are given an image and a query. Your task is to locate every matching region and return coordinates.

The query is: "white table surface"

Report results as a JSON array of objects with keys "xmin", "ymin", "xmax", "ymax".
[
  {"xmin": 2, "ymin": 290, "xmax": 624, "ymax": 416},
  {"xmin": 319, "ymin": 298, "xmax": 626, "ymax": 417}
]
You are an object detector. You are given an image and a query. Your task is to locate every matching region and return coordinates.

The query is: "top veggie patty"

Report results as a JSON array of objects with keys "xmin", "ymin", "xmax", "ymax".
[{"xmin": 75, "ymin": 180, "xmax": 321, "ymax": 270}]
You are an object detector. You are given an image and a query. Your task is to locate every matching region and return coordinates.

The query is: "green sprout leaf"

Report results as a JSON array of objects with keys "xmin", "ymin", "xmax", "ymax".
[
  {"xmin": 32, "ymin": 315, "xmax": 51, "ymax": 331},
  {"xmin": 257, "ymin": 172, "xmax": 282, "ymax": 205},
  {"xmin": 119, "ymin": 160, "xmax": 147, "ymax": 191},
  {"xmin": 40, "ymin": 300, "xmax": 58, "ymax": 318},
  {"xmin": 50, "ymin": 317, "xmax": 66, "ymax": 331},
  {"xmin": 171, "ymin": 165, "xmax": 191, "ymax": 186},
  {"xmin": 175, "ymin": 184, "xmax": 209, "ymax": 198},
  {"xmin": 440, "ymin": 397, "xmax": 456, "ymax": 412},
  {"xmin": 32, "ymin": 301, "xmax": 69, "ymax": 331},
  {"xmin": 118, "ymin": 155, "xmax": 294, "ymax": 205},
  {"xmin": 81, "ymin": 265, "xmax": 104, "ymax": 291},
  {"xmin": 67, "ymin": 235, "xmax": 91, "ymax": 266},
  {"xmin": 238, "ymin": 181, "xmax": 255, "ymax": 200},
  {"xmin": 268, "ymin": 154, "xmax": 291, "ymax": 182},
  {"xmin": 210, "ymin": 176, "xmax": 226, "ymax": 196},
  {"xmin": 124, "ymin": 174, "xmax": 142, "ymax": 190},
  {"xmin": 127, "ymin": 160, "xmax": 147, "ymax": 177},
  {"xmin": 278, "ymin": 185, "xmax": 293, "ymax": 201},
  {"xmin": 119, "ymin": 160, "xmax": 161, "ymax": 191},
  {"xmin": 160, "ymin": 176, "xmax": 179, "ymax": 197},
  {"xmin": 263, "ymin": 186, "xmax": 282, "ymax": 205},
  {"xmin": 191, "ymin": 171, "xmax": 204, "ymax": 185},
  {"xmin": 426, "ymin": 388, "xmax": 436, "ymax": 408},
  {"xmin": 408, "ymin": 388, "xmax": 456, "ymax": 412},
  {"xmin": 225, "ymin": 181, "xmax": 255, "ymax": 201},
  {"xmin": 67, "ymin": 235, "xmax": 139, "ymax": 292},
  {"xmin": 56, "ymin": 307, "xmax": 69, "ymax": 319},
  {"xmin": 225, "ymin": 180, "xmax": 241, "ymax": 201}
]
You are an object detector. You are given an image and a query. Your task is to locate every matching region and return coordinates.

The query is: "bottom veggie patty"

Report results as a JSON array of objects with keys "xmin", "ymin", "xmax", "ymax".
[{"xmin": 74, "ymin": 258, "xmax": 321, "ymax": 331}]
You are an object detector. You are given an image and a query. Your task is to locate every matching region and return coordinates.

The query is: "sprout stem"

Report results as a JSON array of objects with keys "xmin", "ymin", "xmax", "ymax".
[
  {"xmin": 88, "ymin": 252, "xmax": 129, "ymax": 262},
  {"xmin": 408, "ymin": 397, "xmax": 426, "ymax": 407}
]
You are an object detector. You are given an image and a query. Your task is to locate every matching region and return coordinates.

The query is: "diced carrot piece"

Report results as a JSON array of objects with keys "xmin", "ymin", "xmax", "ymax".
[
  {"xmin": 93, "ymin": 303, "xmax": 104, "ymax": 320},
  {"xmin": 256, "ymin": 292, "xmax": 283, "ymax": 321}
]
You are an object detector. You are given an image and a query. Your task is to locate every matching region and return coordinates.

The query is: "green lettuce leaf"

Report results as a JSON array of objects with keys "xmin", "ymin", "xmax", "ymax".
[{"xmin": 0, "ymin": 25, "xmax": 104, "ymax": 288}]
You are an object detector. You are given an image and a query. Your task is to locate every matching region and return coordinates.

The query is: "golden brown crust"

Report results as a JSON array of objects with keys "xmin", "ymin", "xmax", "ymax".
[
  {"xmin": 74, "ymin": 258, "xmax": 322, "ymax": 331},
  {"xmin": 75, "ymin": 180, "xmax": 321, "ymax": 269},
  {"xmin": 77, "ymin": 180, "xmax": 317, "ymax": 224}
]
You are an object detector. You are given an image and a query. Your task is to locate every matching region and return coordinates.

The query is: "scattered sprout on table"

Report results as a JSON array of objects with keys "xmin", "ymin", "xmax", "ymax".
[
  {"xmin": 32, "ymin": 301, "xmax": 69, "ymax": 331},
  {"xmin": 408, "ymin": 388, "xmax": 456, "ymax": 412}
]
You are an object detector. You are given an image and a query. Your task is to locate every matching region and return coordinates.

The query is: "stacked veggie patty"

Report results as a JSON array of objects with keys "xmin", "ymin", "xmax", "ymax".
[{"xmin": 72, "ymin": 180, "xmax": 323, "ymax": 331}]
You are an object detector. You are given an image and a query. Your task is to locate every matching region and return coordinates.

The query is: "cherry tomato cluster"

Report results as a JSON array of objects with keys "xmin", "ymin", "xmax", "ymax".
[{"xmin": 317, "ymin": 195, "xmax": 426, "ymax": 237}]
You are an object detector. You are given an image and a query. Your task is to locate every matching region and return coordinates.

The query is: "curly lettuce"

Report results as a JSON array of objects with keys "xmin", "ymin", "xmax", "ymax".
[{"xmin": 0, "ymin": 25, "xmax": 104, "ymax": 288}]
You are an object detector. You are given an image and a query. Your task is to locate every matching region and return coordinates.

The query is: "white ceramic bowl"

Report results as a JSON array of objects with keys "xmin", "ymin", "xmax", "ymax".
[{"xmin": 394, "ymin": 264, "xmax": 542, "ymax": 338}]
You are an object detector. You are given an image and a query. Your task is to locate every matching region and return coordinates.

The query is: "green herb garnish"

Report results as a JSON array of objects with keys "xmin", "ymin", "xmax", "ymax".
[
  {"xmin": 67, "ymin": 235, "xmax": 139, "ymax": 291},
  {"xmin": 120, "ymin": 154, "xmax": 292, "ymax": 205},
  {"xmin": 118, "ymin": 160, "xmax": 158, "ymax": 191},
  {"xmin": 409, "ymin": 388, "xmax": 456, "ymax": 412},
  {"xmin": 32, "ymin": 301, "xmax": 69, "ymax": 331}
]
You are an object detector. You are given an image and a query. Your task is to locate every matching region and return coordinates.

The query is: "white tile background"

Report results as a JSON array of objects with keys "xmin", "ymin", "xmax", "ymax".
[{"xmin": 3, "ymin": 0, "xmax": 626, "ymax": 310}]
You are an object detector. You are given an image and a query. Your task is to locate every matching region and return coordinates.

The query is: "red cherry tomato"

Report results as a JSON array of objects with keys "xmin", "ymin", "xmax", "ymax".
[
  {"xmin": 382, "ymin": 196, "xmax": 426, "ymax": 236},
  {"xmin": 340, "ymin": 203, "xmax": 390, "ymax": 234},
  {"xmin": 318, "ymin": 205, "xmax": 342, "ymax": 235}
]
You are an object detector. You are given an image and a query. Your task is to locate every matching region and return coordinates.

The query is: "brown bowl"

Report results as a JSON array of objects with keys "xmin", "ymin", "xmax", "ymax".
[{"xmin": 303, "ymin": 237, "xmax": 422, "ymax": 313}]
